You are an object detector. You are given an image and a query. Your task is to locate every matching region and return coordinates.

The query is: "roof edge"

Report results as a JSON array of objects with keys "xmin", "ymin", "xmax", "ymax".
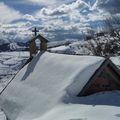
[{"xmin": 78, "ymin": 58, "xmax": 110, "ymax": 96}]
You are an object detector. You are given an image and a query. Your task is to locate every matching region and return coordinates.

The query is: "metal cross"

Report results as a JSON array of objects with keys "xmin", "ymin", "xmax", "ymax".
[{"xmin": 32, "ymin": 27, "xmax": 39, "ymax": 36}]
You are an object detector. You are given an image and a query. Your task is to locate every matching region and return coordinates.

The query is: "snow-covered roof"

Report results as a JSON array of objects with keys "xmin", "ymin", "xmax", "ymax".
[
  {"xmin": 111, "ymin": 56, "xmax": 120, "ymax": 67},
  {"xmin": 0, "ymin": 52, "xmax": 105, "ymax": 120}
]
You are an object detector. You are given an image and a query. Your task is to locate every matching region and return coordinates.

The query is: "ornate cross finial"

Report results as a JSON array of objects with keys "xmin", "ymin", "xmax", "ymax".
[{"xmin": 32, "ymin": 27, "xmax": 39, "ymax": 36}]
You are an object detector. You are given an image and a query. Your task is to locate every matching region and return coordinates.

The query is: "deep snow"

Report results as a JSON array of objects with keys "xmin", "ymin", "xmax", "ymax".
[
  {"xmin": 111, "ymin": 56, "xmax": 120, "ymax": 68},
  {"xmin": 0, "ymin": 52, "xmax": 105, "ymax": 120},
  {"xmin": 0, "ymin": 51, "xmax": 120, "ymax": 120},
  {"xmin": 0, "ymin": 51, "xmax": 29, "ymax": 91}
]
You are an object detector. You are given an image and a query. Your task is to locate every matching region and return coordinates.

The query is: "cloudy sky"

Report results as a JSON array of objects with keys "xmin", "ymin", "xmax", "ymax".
[{"xmin": 0, "ymin": 0, "xmax": 120, "ymax": 42}]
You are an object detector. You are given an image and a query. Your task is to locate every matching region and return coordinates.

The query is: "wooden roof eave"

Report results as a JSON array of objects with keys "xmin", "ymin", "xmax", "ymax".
[
  {"xmin": 27, "ymin": 34, "xmax": 49, "ymax": 45},
  {"xmin": 108, "ymin": 60, "xmax": 120, "ymax": 77},
  {"xmin": 107, "ymin": 60, "xmax": 120, "ymax": 85},
  {"xmin": 78, "ymin": 58, "xmax": 110, "ymax": 96},
  {"xmin": 78, "ymin": 58, "xmax": 120, "ymax": 96}
]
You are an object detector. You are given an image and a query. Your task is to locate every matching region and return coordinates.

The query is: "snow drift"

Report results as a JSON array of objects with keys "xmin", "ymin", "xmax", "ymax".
[{"xmin": 0, "ymin": 52, "xmax": 106, "ymax": 120}]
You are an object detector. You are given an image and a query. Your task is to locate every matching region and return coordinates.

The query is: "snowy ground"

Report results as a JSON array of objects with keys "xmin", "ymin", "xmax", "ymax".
[
  {"xmin": 49, "ymin": 41, "xmax": 92, "ymax": 55},
  {"xmin": 0, "ymin": 51, "xmax": 120, "ymax": 120},
  {"xmin": 0, "ymin": 51, "xmax": 29, "ymax": 91},
  {"xmin": 40, "ymin": 91, "xmax": 120, "ymax": 120},
  {"xmin": 0, "ymin": 52, "xmax": 120, "ymax": 120},
  {"xmin": 0, "ymin": 51, "xmax": 29, "ymax": 120}
]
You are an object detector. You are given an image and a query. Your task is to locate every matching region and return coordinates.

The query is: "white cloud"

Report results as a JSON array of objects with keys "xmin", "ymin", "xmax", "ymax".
[
  {"xmin": 0, "ymin": 2, "xmax": 22, "ymax": 23},
  {"xmin": 22, "ymin": 14, "xmax": 38, "ymax": 21},
  {"xmin": 27, "ymin": 0, "xmax": 74, "ymax": 6},
  {"xmin": 0, "ymin": 22, "xmax": 33, "ymax": 43},
  {"xmin": 32, "ymin": 0, "xmax": 114, "ymax": 41},
  {"xmin": 0, "ymin": 0, "xmax": 119, "ymax": 42},
  {"xmin": 35, "ymin": 0, "xmax": 90, "ymax": 17},
  {"xmin": 34, "ymin": 0, "xmax": 106, "ymax": 25}
]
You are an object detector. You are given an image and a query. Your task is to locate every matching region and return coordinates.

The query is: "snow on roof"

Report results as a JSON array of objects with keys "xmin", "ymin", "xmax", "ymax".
[
  {"xmin": 111, "ymin": 56, "xmax": 120, "ymax": 67},
  {"xmin": 0, "ymin": 52, "xmax": 105, "ymax": 120}
]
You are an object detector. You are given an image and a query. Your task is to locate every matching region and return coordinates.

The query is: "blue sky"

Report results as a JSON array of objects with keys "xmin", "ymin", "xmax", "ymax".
[
  {"xmin": 0, "ymin": 0, "xmax": 76, "ymax": 14},
  {"xmin": 0, "ymin": 0, "xmax": 44, "ymax": 14},
  {"xmin": 0, "ymin": 0, "xmax": 120, "ymax": 42},
  {"xmin": 0, "ymin": 0, "xmax": 119, "ymax": 24}
]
